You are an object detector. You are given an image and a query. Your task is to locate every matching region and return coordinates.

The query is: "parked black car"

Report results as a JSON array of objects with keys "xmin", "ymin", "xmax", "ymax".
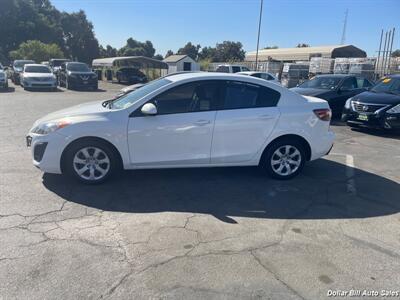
[
  {"xmin": 290, "ymin": 74, "xmax": 373, "ymax": 116},
  {"xmin": 58, "ymin": 62, "xmax": 98, "ymax": 90},
  {"xmin": 116, "ymin": 68, "xmax": 147, "ymax": 84},
  {"xmin": 10, "ymin": 60, "xmax": 35, "ymax": 85},
  {"xmin": 342, "ymin": 75, "xmax": 400, "ymax": 130}
]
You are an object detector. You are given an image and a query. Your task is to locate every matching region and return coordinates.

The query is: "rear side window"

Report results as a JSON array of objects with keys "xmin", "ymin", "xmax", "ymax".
[
  {"xmin": 231, "ymin": 66, "xmax": 241, "ymax": 73},
  {"xmin": 356, "ymin": 77, "xmax": 372, "ymax": 88},
  {"xmin": 223, "ymin": 81, "xmax": 280, "ymax": 110},
  {"xmin": 241, "ymin": 66, "xmax": 250, "ymax": 71}
]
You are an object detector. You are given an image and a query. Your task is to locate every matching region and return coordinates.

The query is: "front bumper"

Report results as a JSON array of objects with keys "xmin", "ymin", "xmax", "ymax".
[
  {"xmin": 342, "ymin": 108, "xmax": 400, "ymax": 130},
  {"xmin": 67, "ymin": 76, "xmax": 97, "ymax": 88},
  {"xmin": 26, "ymin": 132, "xmax": 69, "ymax": 174},
  {"xmin": 23, "ymin": 79, "xmax": 57, "ymax": 89}
]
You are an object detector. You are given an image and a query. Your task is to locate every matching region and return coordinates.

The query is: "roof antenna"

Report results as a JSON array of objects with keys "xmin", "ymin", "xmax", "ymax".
[{"xmin": 340, "ymin": 9, "xmax": 348, "ymax": 45}]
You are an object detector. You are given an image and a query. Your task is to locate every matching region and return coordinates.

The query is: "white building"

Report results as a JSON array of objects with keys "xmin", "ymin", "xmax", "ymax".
[{"xmin": 163, "ymin": 55, "xmax": 200, "ymax": 74}]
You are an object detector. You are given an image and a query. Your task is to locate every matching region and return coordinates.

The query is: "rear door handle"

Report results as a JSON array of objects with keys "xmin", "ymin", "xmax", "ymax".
[{"xmin": 194, "ymin": 120, "xmax": 211, "ymax": 126}]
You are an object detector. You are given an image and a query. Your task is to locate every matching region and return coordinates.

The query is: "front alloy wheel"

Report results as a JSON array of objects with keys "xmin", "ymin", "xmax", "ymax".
[
  {"xmin": 73, "ymin": 147, "xmax": 110, "ymax": 181},
  {"xmin": 65, "ymin": 140, "xmax": 118, "ymax": 184}
]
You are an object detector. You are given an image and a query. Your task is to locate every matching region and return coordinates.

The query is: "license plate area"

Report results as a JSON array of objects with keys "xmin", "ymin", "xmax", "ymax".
[
  {"xmin": 357, "ymin": 114, "xmax": 369, "ymax": 121},
  {"xmin": 26, "ymin": 135, "xmax": 32, "ymax": 147}
]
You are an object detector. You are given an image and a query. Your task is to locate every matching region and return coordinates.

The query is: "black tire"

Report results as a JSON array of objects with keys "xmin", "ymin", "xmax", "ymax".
[
  {"xmin": 260, "ymin": 138, "xmax": 306, "ymax": 180},
  {"xmin": 64, "ymin": 139, "xmax": 119, "ymax": 184}
]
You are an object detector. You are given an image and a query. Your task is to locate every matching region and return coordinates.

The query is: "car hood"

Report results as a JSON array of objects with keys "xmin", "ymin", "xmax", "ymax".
[
  {"xmin": 290, "ymin": 87, "xmax": 331, "ymax": 97},
  {"xmin": 33, "ymin": 100, "xmax": 109, "ymax": 126},
  {"xmin": 351, "ymin": 91, "xmax": 400, "ymax": 105},
  {"xmin": 23, "ymin": 72, "xmax": 54, "ymax": 78}
]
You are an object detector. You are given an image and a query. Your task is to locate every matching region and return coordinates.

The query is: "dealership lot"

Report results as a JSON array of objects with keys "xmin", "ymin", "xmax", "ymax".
[{"xmin": 0, "ymin": 82, "xmax": 399, "ymax": 299}]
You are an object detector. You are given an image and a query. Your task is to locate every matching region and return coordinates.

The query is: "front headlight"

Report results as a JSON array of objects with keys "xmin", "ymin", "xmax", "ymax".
[
  {"xmin": 31, "ymin": 120, "xmax": 71, "ymax": 135},
  {"xmin": 386, "ymin": 104, "xmax": 400, "ymax": 114},
  {"xmin": 345, "ymin": 98, "xmax": 353, "ymax": 109}
]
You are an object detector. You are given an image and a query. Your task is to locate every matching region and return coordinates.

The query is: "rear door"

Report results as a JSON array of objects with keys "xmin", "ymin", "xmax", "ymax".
[
  {"xmin": 211, "ymin": 81, "xmax": 281, "ymax": 163},
  {"xmin": 128, "ymin": 80, "xmax": 220, "ymax": 166}
]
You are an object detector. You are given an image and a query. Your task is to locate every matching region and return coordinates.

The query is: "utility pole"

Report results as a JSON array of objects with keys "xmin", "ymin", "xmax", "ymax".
[
  {"xmin": 375, "ymin": 29, "xmax": 383, "ymax": 79},
  {"xmin": 387, "ymin": 28, "xmax": 395, "ymax": 75},
  {"xmin": 340, "ymin": 9, "xmax": 348, "ymax": 45},
  {"xmin": 255, "ymin": 0, "xmax": 264, "ymax": 71}
]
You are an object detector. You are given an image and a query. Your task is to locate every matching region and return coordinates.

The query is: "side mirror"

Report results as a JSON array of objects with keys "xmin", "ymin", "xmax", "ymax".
[{"xmin": 141, "ymin": 103, "xmax": 157, "ymax": 115}]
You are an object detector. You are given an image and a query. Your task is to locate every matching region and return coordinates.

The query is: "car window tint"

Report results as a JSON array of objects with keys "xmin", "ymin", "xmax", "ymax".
[
  {"xmin": 252, "ymin": 73, "xmax": 262, "ymax": 78},
  {"xmin": 223, "ymin": 81, "xmax": 280, "ymax": 109},
  {"xmin": 342, "ymin": 77, "xmax": 358, "ymax": 90},
  {"xmin": 231, "ymin": 66, "xmax": 241, "ymax": 73},
  {"xmin": 152, "ymin": 81, "xmax": 220, "ymax": 115},
  {"xmin": 216, "ymin": 66, "xmax": 229, "ymax": 73},
  {"xmin": 242, "ymin": 67, "xmax": 250, "ymax": 71}
]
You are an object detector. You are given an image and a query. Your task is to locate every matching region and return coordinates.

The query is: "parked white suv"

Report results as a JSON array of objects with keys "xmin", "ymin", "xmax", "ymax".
[
  {"xmin": 27, "ymin": 73, "xmax": 334, "ymax": 184},
  {"xmin": 216, "ymin": 64, "xmax": 250, "ymax": 73}
]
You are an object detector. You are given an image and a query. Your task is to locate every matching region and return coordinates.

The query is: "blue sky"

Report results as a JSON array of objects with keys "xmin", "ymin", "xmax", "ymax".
[{"xmin": 53, "ymin": 0, "xmax": 399, "ymax": 57}]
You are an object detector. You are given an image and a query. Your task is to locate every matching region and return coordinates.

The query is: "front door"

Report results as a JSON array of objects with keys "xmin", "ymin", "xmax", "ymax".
[{"xmin": 127, "ymin": 80, "xmax": 220, "ymax": 166}]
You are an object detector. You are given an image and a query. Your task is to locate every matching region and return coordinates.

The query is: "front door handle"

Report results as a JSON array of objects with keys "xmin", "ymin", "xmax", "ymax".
[{"xmin": 194, "ymin": 120, "xmax": 211, "ymax": 126}]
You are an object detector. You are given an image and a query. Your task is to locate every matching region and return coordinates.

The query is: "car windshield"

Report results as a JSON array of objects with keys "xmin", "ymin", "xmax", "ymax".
[
  {"xmin": 14, "ymin": 61, "xmax": 34, "ymax": 68},
  {"xmin": 67, "ymin": 63, "xmax": 91, "ymax": 72},
  {"xmin": 111, "ymin": 78, "xmax": 172, "ymax": 109},
  {"xmin": 299, "ymin": 77, "xmax": 341, "ymax": 89},
  {"xmin": 371, "ymin": 77, "xmax": 400, "ymax": 95},
  {"xmin": 24, "ymin": 66, "xmax": 51, "ymax": 73},
  {"xmin": 51, "ymin": 60, "xmax": 67, "ymax": 67}
]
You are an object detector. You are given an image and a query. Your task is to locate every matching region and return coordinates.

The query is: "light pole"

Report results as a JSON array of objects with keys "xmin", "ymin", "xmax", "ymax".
[{"xmin": 255, "ymin": 0, "xmax": 264, "ymax": 71}]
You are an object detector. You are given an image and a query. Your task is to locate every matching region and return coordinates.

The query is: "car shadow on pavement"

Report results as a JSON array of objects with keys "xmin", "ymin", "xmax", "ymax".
[
  {"xmin": 351, "ymin": 127, "xmax": 400, "ymax": 140},
  {"xmin": 42, "ymin": 159, "xmax": 400, "ymax": 223}
]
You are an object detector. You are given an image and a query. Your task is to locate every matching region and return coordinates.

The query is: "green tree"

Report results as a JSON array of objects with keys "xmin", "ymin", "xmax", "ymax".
[
  {"xmin": 119, "ymin": 38, "xmax": 156, "ymax": 58},
  {"xmin": 215, "ymin": 41, "xmax": 245, "ymax": 62},
  {"xmin": 177, "ymin": 42, "xmax": 201, "ymax": 60},
  {"xmin": 99, "ymin": 45, "xmax": 118, "ymax": 58},
  {"xmin": 198, "ymin": 46, "xmax": 217, "ymax": 61},
  {"xmin": 165, "ymin": 50, "xmax": 174, "ymax": 58},
  {"xmin": 60, "ymin": 10, "xmax": 99, "ymax": 63},
  {"xmin": 153, "ymin": 54, "xmax": 163, "ymax": 60},
  {"xmin": 263, "ymin": 45, "xmax": 279, "ymax": 49},
  {"xmin": 9, "ymin": 40, "xmax": 64, "ymax": 62},
  {"xmin": 391, "ymin": 49, "xmax": 400, "ymax": 57}
]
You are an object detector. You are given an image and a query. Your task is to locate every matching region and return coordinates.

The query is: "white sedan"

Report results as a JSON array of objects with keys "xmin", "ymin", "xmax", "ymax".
[
  {"xmin": 20, "ymin": 64, "xmax": 57, "ymax": 90},
  {"xmin": 27, "ymin": 72, "xmax": 334, "ymax": 183}
]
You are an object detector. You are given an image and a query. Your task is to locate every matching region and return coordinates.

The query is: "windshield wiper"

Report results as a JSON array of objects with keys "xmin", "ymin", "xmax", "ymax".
[{"xmin": 102, "ymin": 99, "xmax": 115, "ymax": 108}]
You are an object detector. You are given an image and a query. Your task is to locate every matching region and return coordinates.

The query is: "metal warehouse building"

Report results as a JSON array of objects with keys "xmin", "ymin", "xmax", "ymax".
[{"xmin": 246, "ymin": 45, "xmax": 367, "ymax": 62}]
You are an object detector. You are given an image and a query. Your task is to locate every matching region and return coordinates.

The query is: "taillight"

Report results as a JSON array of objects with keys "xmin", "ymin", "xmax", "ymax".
[{"xmin": 313, "ymin": 109, "xmax": 332, "ymax": 121}]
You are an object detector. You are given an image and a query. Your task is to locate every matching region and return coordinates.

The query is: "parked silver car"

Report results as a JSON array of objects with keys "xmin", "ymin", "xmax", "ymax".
[{"xmin": 20, "ymin": 64, "xmax": 57, "ymax": 91}]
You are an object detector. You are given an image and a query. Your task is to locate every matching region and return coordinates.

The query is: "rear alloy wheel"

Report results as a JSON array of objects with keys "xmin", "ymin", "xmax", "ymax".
[
  {"xmin": 65, "ymin": 141, "xmax": 117, "ymax": 184},
  {"xmin": 262, "ymin": 140, "xmax": 306, "ymax": 180}
]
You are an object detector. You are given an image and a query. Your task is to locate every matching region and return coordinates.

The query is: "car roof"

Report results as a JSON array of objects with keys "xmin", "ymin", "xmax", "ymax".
[
  {"xmin": 314, "ymin": 74, "xmax": 353, "ymax": 78},
  {"xmin": 24, "ymin": 64, "xmax": 49, "ymax": 68}
]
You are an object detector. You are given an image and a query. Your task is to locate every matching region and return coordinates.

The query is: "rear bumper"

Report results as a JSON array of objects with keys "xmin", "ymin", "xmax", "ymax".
[{"xmin": 310, "ymin": 130, "xmax": 335, "ymax": 160}]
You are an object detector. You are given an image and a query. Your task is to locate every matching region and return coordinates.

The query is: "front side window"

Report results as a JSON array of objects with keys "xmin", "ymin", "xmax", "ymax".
[
  {"xmin": 299, "ymin": 77, "xmax": 341, "ymax": 90},
  {"xmin": 341, "ymin": 77, "xmax": 358, "ymax": 90},
  {"xmin": 150, "ymin": 81, "xmax": 220, "ymax": 115},
  {"xmin": 231, "ymin": 66, "xmax": 241, "ymax": 73},
  {"xmin": 356, "ymin": 77, "xmax": 372, "ymax": 88},
  {"xmin": 223, "ymin": 81, "xmax": 280, "ymax": 110},
  {"xmin": 241, "ymin": 67, "xmax": 250, "ymax": 71}
]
